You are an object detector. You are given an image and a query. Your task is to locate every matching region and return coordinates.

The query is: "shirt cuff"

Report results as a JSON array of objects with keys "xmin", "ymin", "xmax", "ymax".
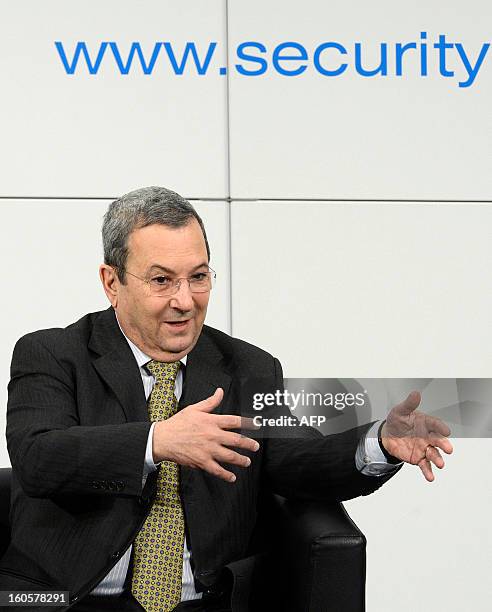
[
  {"xmin": 355, "ymin": 421, "xmax": 404, "ymax": 476},
  {"xmin": 143, "ymin": 422, "xmax": 161, "ymax": 476}
]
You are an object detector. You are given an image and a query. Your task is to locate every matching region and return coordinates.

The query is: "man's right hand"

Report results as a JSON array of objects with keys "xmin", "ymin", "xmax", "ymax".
[{"xmin": 152, "ymin": 387, "xmax": 260, "ymax": 483}]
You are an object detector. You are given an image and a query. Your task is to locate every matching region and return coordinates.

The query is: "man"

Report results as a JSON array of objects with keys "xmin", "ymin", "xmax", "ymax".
[{"xmin": 2, "ymin": 187, "xmax": 452, "ymax": 612}]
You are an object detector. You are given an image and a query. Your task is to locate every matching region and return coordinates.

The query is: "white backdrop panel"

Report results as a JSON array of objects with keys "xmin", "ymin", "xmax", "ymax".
[
  {"xmin": 231, "ymin": 201, "xmax": 492, "ymax": 377},
  {"xmin": 231, "ymin": 199, "xmax": 492, "ymax": 612},
  {"xmin": 0, "ymin": 198, "xmax": 230, "ymax": 467},
  {"xmin": 228, "ymin": 0, "xmax": 492, "ymax": 200},
  {"xmin": 0, "ymin": 1, "xmax": 228, "ymax": 198},
  {"xmin": 345, "ymin": 437, "xmax": 492, "ymax": 612}
]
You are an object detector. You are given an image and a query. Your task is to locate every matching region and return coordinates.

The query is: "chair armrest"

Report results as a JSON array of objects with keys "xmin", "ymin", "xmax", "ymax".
[
  {"xmin": 269, "ymin": 495, "xmax": 366, "ymax": 612},
  {"xmin": 0, "ymin": 468, "xmax": 12, "ymax": 559}
]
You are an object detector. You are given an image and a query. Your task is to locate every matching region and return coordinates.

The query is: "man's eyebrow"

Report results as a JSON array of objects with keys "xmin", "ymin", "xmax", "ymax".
[{"xmin": 146, "ymin": 263, "xmax": 209, "ymax": 274}]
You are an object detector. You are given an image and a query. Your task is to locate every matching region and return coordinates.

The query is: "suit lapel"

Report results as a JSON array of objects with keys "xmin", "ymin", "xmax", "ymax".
[
  {"xmin": 179, "ymin": 328, "xmax": 232, "ymax": 411},
  {"xmin": 177, "ymin": 327, "xmax": 233, "ymax": 577},
  {"xmin": 88, "ymin": 307, "xmax": 149, "ymax": 423}
]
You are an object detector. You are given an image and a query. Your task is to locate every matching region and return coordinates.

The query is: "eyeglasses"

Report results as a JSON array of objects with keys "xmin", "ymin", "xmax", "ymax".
[{"xmin": 120, "ymin": 267, "xmax": 216, "ymax": 297}]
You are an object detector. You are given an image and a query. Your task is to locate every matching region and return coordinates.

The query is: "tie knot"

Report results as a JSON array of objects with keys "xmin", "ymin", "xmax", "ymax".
[{"xmin": 146, "ymin": 360, "xmax": 180, "ymax": 383}]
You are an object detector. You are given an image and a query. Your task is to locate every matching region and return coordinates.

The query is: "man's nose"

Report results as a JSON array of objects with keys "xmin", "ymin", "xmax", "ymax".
[{"xmin": 169, "ymin": 279, "xmax": 194, "ymax": 311}]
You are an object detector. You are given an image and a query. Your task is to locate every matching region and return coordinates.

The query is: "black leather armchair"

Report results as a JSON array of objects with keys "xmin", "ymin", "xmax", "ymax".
[{"xmin": 0, "ymin": 467, "xmax": 365, "ymax": 611}]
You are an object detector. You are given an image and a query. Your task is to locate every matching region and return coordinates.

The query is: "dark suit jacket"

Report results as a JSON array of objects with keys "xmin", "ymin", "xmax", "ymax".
[{"xmin": 1, "ymin": 307, "xmax": 400, "ymax": 610}]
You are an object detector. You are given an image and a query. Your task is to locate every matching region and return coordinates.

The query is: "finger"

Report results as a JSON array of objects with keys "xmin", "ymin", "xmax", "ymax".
[
  {"xmin": 215, "ymin": 415, "xmax": 260, "ymax": 431},
  {"xmin": 241, "ymin": 416, "xmax": 261, "ymax": 430},
  {"xmin": 194, "ymin": 387, "xmax": 224, "ymax": 412},
  {"xmin": 203, "ymin": 459, "xmax": 238, "ymax": 483},
  {"xmin": 425, "ymin": 445, "xmax": 445, "ymax": 469},
  {"xmin": 428, "ymin": 434, "xmax": 454, "ymax": 455},
  {"xmin": 220, "ymin": 431, "xmax": 260, "ymax": 453},
  {"xmin": 418, "ymin": 457, "xmax": 435, "ymax": 482},
  {"xmin": 394, "ymin": 390, "xmax": 421, "ymax": 417},
  {"xmin": 214, "ymin": 447, "xmax": 253, "ymax": 469},
  {"xmin": 425, "ymin": 415, "xmax": 451, "ymax": 438}
]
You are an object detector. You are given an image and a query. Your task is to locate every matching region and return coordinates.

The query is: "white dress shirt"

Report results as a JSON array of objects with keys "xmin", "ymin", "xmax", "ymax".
[{"xmin": 91, "ymin": 325, "xmax": 401, "ymax": 600}]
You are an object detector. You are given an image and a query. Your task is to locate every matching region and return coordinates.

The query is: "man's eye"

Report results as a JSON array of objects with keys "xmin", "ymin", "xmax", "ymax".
[
  {"xmin": 191, "ymin": 273, "xmax": 207, "ymax": 281},
  {"xmin": 151, "ymin": 276, "xmax": 170, "ymax": 285}
]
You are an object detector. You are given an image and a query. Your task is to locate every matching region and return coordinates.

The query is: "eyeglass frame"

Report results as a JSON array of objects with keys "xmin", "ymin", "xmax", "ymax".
[{"xmin": 114, "ymin": 265, "xmax": 217, "ymax": 297}]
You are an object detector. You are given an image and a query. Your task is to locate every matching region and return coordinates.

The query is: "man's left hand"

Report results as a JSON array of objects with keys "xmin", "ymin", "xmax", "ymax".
[{"xmin": 381, "ymin": 391, "xmax": 453, "ymax": 482}]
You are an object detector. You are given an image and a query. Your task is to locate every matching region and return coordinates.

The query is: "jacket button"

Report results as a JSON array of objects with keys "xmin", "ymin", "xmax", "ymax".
[{"xmin": 110, "ymin": 551, "xmax": 121, "ymax": 560}]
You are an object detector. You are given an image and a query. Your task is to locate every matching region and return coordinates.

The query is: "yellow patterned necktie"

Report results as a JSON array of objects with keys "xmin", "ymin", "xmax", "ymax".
[{"xmin": 131, "ymin": 360, "xmax": 184, "ymax": 612}]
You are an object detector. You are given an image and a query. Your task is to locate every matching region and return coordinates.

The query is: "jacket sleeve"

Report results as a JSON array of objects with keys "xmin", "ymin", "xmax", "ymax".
[
  {"xmin": 261, "ymin": 357, "xmax": 402, "ymax": 502},
  {"xmin": 6, "ymin": 333, "xmax": 151, "ymax": 499}
]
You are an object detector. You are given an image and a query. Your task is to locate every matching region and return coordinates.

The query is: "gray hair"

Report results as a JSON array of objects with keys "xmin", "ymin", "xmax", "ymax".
[{"xmin": 102, "ymin": 186, "xmax": 210, "ymax": 284}]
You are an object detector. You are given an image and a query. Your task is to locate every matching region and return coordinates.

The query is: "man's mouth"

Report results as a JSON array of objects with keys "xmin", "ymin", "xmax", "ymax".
[{"xmin": 164, "ymin": 320, "xmax": 191, "ymax": 330}]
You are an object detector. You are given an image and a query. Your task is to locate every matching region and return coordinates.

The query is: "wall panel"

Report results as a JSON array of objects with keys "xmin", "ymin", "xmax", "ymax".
[
  {"xmin": 0, "ymin": 1, "xmax": 228, "ymax": 198},
  {"xmin": 228, "ymin": 0, "xmax": 492, "ymax": 200},
  {"xmin": 231, "ymin": 200, "xmax": 492, "ymax": 377},
  {"xmin": 231, "ymin": 198, "xmax": 492, "ymax": 611}
]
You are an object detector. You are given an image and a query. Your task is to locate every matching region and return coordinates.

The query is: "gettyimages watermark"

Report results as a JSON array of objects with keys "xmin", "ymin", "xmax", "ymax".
[{"xmin": 239, "ymin": 378, "xmax": 492, "ymax": 438}]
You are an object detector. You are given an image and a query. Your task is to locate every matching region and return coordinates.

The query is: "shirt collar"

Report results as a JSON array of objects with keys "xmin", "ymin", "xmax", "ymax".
[{"xmin": 115, "ymin": 314, "xmax": 187, "ymax": 368}]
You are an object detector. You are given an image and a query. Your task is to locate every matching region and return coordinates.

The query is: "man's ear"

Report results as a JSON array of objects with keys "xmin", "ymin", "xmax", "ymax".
[{"xmin": 99, "ymin": 264, "xmax": 119, "ymax": 307}]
